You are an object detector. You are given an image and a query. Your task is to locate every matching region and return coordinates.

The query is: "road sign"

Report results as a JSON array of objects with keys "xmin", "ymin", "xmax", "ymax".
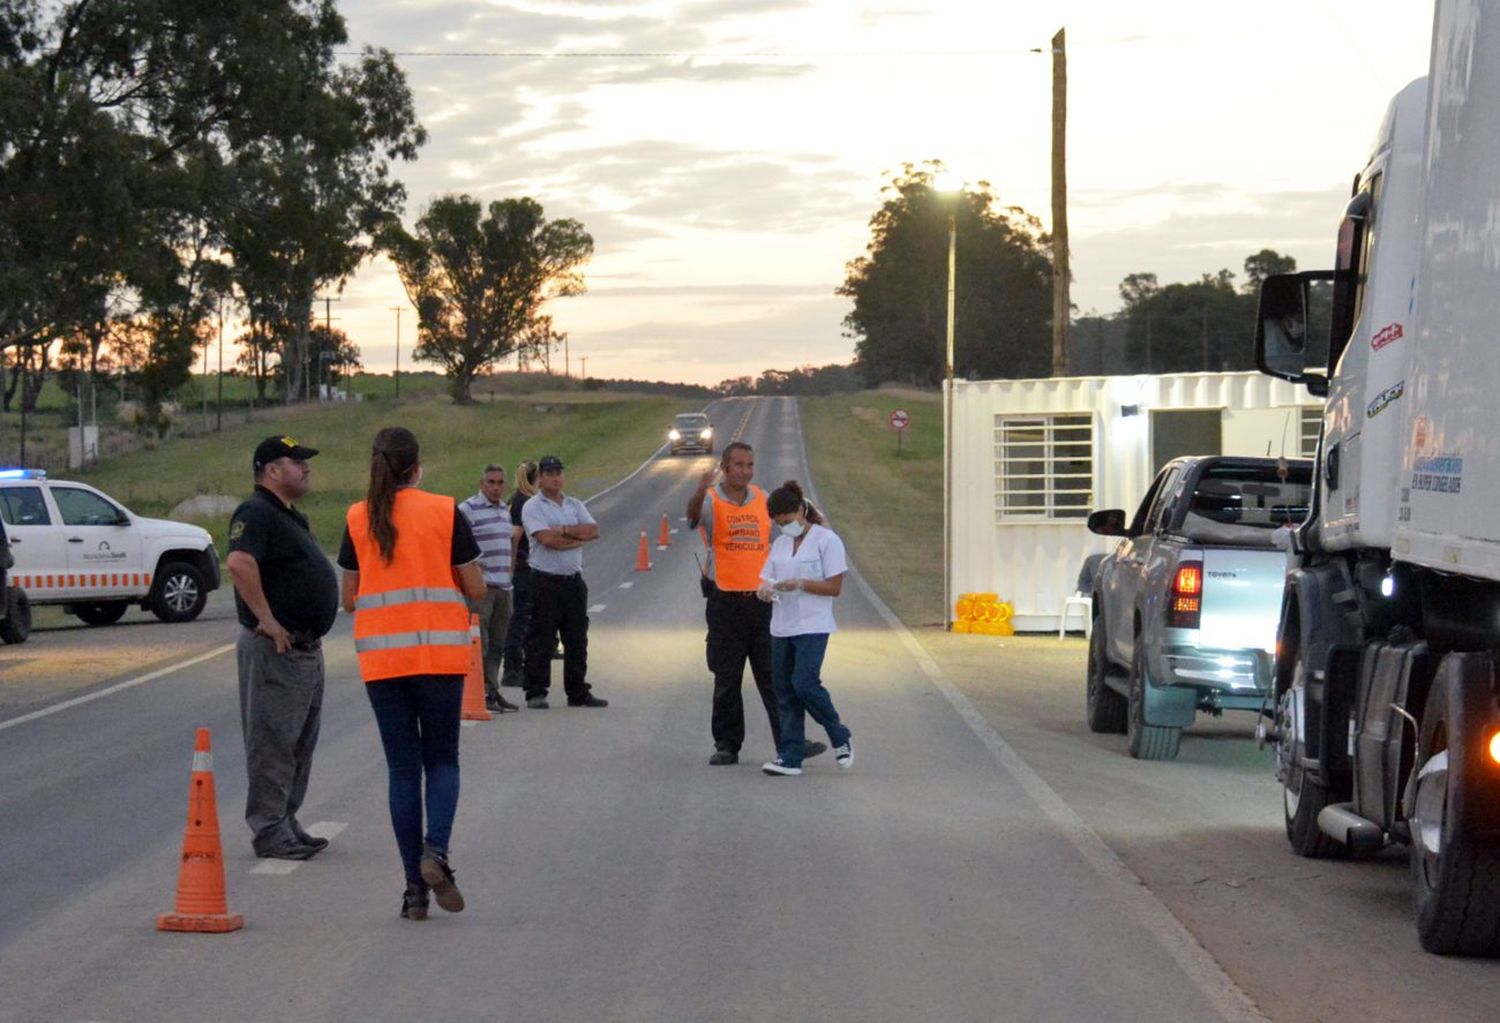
[{"xmin": 890, "ymin": 409, "xmax": 910, "ymax": 431}]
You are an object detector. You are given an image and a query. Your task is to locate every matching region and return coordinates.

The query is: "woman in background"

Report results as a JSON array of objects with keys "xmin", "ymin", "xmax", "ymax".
[
  {"xmin": 339, "ymin": 426, "xmax": 486, "ymax": 919},
  {"xmin": 501, "ymin": 459, "xmax": 539, "ymax": 688},
  {"xmin": 757, "ymin": 481, "xmax": 854, "ymax": 776}
]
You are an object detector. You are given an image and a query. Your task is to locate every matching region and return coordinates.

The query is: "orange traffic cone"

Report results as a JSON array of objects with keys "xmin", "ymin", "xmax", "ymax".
[
  {"xmin": 635, "ymin": 531, "xmax": 652, "ymax": 571},
  {"xmin": 461, "ymin": 613, "xmax": 492, "ymax": 721},
  {"xmin": 157, "ymin": 728, "xmax": 243, "ymax": 933},
  {"xmin": 657, "ymin": 512, "xmax": 671, "ymax": 549}
]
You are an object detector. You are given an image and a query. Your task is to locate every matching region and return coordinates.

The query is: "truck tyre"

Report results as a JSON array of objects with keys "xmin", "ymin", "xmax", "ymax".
[
  {"xmin": 1278, "ymin": 667, "xmax": 1343, "ymax": 859},
  {"xmin": 74, "ymin": 601, "xmax": 129, "ymax": 626},
  {"xmin": 1410, "ymin": 667, "xmax": 1500, "ymax": 956},
  {"xmin": 1127, "ymin": 643, "xmax": 1182, "ymax": 760},
  {"xmin": 149, "ymin": 561, "xmax": 207, "ymax": 623},
  {"xmin": 0, "ymin": 586, "xmax": 30, "ymax": 644},
  {"xmin": 1086, "ymin": 617, "xmax": 1127, "ymax": 734}
]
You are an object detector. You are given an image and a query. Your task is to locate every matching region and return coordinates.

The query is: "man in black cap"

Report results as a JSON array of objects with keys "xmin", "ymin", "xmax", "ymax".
[
  {"xmin": 226, "ymin": 436, "xmax": 339, "ymax": 860},
  {"xmin": 519, "ymin": 455, "xmax": 607, "ymax": 708}
]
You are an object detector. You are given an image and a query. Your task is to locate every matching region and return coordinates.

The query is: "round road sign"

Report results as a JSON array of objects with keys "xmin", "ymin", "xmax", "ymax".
[{"xmin": 890, "ymin": 408, "xmax": 910, "ymax": 431}]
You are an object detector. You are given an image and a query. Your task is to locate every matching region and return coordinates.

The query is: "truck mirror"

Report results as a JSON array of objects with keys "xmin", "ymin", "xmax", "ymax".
[
  {"xmin": 1087, "ymin": 509, "xmax": 1127, "ymax": 537},
  {"xmin": 1256, "ymin": 274, "xmax": 1309, "ymax": 378}
]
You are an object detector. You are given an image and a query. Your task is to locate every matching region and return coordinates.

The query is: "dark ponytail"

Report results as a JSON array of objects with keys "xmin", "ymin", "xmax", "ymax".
[
  {"xmin": 767, "ymin": 480, "xmax": 823, "ymax": 525},
  {"xmin": 367, "ymin": 427, "xmax": 420, "ymax": 563}
]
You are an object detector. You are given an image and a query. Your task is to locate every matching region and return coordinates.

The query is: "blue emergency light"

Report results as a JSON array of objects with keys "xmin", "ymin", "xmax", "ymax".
[{"xmin": 0, "ymin": 469, "xmax": 46, "ymax": 480}]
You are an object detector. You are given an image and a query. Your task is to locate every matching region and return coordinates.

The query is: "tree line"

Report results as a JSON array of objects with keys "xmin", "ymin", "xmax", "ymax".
[
  {"xmin": 837, "ymin": 160, "xmax": 1320, "ymax": 385},
  {"xmin": 2, "ymin": 0, "xmax": 594, "ymax": 429}
]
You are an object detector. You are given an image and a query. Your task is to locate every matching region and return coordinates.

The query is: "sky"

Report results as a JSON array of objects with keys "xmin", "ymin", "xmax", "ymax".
[{"xmin": 324, "ymin": 0, "xmax": 1438, "ymax": 387}]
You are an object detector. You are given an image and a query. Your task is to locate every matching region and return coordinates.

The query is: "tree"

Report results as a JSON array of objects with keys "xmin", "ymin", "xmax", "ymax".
[
  {"xmin": 839, "ymin": 161, "xmax": 1054, "ymax": 386},
  {"xmin": 1242, "ymin": 249, "xmax": 1298, "ymax": 293},
  {"xmin": 385, "ymin": 195, "xmax": 593, "ymax": 403}
]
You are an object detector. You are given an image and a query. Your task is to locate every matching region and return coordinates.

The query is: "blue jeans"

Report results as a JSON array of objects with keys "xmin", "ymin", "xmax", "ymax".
[
  {"xmin": 365, "ymin": 675, "xmax": 464, "ymax": 883},
  {"xmin": 771, "ymin": 633, "xmax": 851, "ymax": 767}
]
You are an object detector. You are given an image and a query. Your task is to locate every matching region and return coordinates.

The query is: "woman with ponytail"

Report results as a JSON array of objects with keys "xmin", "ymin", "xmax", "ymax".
[
  {"xmin": 338, "ymin": 427, "xmax": 487, "ymax": 920},
  {"xmin": 757, "ymin": 481, "xmax": 855, "ymax": 776},
  {"xmin": 501, "ymin": 459, "xmax": 540, "ymax": 687}
]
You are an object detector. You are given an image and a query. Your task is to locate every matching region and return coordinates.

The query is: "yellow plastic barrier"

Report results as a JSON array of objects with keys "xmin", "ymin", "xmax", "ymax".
[{"xmin": 952, "ymin": 593, "xmax": 1014, "ymax": 636}]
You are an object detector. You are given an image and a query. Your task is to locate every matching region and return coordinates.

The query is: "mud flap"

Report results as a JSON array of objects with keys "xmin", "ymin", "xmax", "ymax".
[{"xmin": 1142, "ymin": 665, "xmax": 1198, "ymax": 727}]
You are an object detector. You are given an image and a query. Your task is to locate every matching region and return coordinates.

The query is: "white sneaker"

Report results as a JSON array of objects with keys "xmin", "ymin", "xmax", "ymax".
[
  {"xmin": 834, "ymin": 741, "xmax": 853, "ymax": 769},
  {"xmin": 761, "ymin": 759, "xmax": 803, "ymax": 776}
]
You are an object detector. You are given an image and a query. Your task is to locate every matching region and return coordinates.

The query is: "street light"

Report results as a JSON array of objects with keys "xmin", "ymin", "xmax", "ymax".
[{"xmin": 936, "ymin": 172, "xmax": 962, "ymax": 632}]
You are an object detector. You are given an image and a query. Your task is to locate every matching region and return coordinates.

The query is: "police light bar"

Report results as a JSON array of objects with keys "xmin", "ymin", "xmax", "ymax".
[{"xmin": 0, "ymin": 468, "xmax": 46, "ymax": 480}]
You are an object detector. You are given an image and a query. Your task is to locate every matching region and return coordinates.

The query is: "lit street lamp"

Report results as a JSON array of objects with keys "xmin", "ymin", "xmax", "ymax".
[{"xmin": 935, "ymin": 171, "xmax": 962, "ymax": 631}]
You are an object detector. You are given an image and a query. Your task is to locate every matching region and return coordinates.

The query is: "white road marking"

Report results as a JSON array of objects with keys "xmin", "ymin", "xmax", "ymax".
[
  {"xmin": 618, "ymin": 581, "xmax": 634, "ymax": 589},
  {"xmin": 588, "ymin": 604, "xmax": 606, "ymax": 613},
  {"xmin": 462, "ymin": 720, "xmax": 478, "ymax": 729},
  {"xmin": 0, "ymin": 642, "xmax": 237, "ymax": 733},
  {"xmin": 787, "ymin": 399, "xmax": 1266, "ymax": 1023}
]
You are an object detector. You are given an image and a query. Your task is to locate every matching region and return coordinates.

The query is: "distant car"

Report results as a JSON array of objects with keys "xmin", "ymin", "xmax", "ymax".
[
  {"xmin": 1084, "ymin": 455, "xmax": 1312, "ymax": 760},
  {"xmin": 0, "ymin": 469, "xmax": 220, "ymax": 627},
  {"xmin": 668, "ymin": 413, "xmax": 714, "ymax": 456}
]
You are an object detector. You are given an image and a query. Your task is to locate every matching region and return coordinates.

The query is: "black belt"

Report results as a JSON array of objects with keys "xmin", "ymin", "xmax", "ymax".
[{"xmin": 533, "ymin": 570, "xmax": 582, "ymax": 581}]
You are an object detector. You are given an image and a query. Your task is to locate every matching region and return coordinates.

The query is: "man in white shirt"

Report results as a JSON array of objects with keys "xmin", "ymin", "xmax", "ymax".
[{"xmin": 520, "ymin": 455, "xmax": 608, "ymax": 709}]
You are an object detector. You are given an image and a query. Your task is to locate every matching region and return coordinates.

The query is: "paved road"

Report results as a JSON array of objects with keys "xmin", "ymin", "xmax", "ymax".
[{"xmin": 0, "ymin": 397, "xmax": 1252, "ymax": 1023}]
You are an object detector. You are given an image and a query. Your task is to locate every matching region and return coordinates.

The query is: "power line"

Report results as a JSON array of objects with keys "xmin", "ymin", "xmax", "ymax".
[{"xmin": 340, "ymin": 48, "xmax": 1040, "ymax": 59}]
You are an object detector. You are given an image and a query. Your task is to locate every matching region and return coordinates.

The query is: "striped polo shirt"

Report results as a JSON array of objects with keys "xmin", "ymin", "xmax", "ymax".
[{"xmin": 459, "ymin": 492, "xmax": 514, "ymax": 589}]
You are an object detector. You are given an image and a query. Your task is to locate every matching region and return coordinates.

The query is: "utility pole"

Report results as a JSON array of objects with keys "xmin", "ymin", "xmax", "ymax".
[
  {"xmin": 1050, "ymin": 27, "xmax": 1070, "ymax": 377},
  {"xmin": 313, "ymin": 295, "xmax": 340, "ymax": 401},
  {"xmin": 564, "ymin": 334, "xmax": 571, "ymax": 378},
  {"xmin": 390, "ymin": 306, "xmax": 402, "ymax": 401},
  {"xmin": 579, "ymin": 355, "xmax": 588, "ymax": 380},
  {"xmin": 216, "ymin": 296, "xmax": 224, "ymax": 431}
]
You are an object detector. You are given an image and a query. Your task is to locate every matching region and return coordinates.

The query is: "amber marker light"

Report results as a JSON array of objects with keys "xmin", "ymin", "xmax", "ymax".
[{"xmin": 1488, "ymin": 730, "xmax": 1500, "ymax": 767}]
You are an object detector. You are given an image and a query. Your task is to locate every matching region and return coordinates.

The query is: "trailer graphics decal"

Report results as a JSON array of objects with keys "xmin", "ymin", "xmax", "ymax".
[
  {"xmin": 1366, "ymin": 380, "xmax": 1405, "ymax": 419},
  {"xmin": 1371, "ymin": 322, "xmax": 1404, "ymax": 351},
  {"xmin": 1412, "ymin": 454, "xmax": 1463, "ymax": 495}
]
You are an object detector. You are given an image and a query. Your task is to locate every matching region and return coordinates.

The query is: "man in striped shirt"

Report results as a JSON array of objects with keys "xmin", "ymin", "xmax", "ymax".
[{"xmin": 460, "ymin": 464, "xmax": 522, "ymax": 713}]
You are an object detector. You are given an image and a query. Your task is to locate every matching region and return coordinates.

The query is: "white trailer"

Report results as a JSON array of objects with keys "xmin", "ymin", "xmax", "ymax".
[
  {"xmin": 950, "ymin": 370, "xmax": 1320, "ymax": 631},
  {"xmin": 1255, "ymin": 0, "xmax": 1500, "ymax": 955}
]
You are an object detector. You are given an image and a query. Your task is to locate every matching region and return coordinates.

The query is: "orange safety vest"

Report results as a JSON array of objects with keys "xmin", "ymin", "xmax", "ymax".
[
  {"xmin": 704, "ymin": 485, "xmax": 771, "ymax": 591},
  {"xmin": 347, "ymin": 489, "xmax": 472, "ymax": 682}
]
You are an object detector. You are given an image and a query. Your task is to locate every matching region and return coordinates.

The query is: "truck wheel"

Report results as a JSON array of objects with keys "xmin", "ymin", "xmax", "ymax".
[
  {"xmin": 1086, "ymin": 617, "xmax": 1127, "ymax": 734},
  {"xmin": 149, "ymin": 562, "xmax": 207, "ymax": 623},
  {"xmin": 0, "ymin": 587, "xmax": 30, "ymax": 644},
  {"xmin": 1278, "ymin": 677, "xmax": 1343, "ymax": 859},
  {"xmin": 1410, "ymin": 668, "xmax": 1500, "ymax": 956},
  {"xmin": 74, "ymin": 601, "xmax": 129, "ymax": 626},
  {"xmin": 1126, "ymin": 643, "xmax": 1182, "ymax": 760}
]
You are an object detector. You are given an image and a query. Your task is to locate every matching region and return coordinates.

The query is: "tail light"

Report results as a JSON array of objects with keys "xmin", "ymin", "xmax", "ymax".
[{"xmin": 1168, "ymin": 561, "xmax": 1203, "ymax": 629}]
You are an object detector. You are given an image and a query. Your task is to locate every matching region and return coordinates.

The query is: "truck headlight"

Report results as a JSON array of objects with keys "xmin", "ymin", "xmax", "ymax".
[
  {"xmin": 700, "ymin": 429, "xmax": 713, "ymax": 439},
  {"xmin": 668, "ymin": 430, "xmax": 681, "ymax": 440}
]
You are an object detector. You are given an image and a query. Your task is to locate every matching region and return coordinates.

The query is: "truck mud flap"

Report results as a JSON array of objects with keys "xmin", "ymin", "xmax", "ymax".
[{"xmin": 1142, "ymin": 672, "xmax": 1197, "ymax": 728}]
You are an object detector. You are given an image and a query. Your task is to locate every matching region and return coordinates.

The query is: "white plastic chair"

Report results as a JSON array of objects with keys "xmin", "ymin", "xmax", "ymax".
[{"xmin": 1058, "ymin": 553, "xmax": 1105, "ymax": 640}]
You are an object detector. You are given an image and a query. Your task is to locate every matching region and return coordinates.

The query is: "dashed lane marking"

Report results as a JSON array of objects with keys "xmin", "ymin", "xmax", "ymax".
[
  {"xmin": 588, "ymin": 604, "xmax": 606, "ymax": 613},
  {"xmin": 248, "ymin": 822, "xmax": 348, "ymax": 874},
  {"xmin": 618, "ymin": 582, "xmax": 634, "ymax": 589}
]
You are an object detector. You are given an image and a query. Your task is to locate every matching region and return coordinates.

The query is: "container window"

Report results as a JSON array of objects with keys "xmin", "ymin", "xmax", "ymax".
[{"xmin": 994, "ymin": 413, "xmax": 1094, "ymax": 521}]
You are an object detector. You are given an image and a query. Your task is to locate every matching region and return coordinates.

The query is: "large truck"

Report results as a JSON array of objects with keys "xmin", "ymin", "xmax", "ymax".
[{"xmin": 1253, "ymin": 0, "xmax": 1500, "ymax": 955}]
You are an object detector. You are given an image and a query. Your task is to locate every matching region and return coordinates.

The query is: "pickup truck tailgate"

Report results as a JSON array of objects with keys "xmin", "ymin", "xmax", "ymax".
[{"xmin": 1196, "ymin": 548, "xmax": 1289, "ymax": 655}]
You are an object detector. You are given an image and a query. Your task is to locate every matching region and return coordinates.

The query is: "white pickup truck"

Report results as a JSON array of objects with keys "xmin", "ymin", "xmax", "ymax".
[
  {"xmin": 0, "ymin": 469, "xmax": 219, "ymax": 628},
  {"xmin": 1085, "ymin": 455, "xmax": 1313, "ymax": 760}
]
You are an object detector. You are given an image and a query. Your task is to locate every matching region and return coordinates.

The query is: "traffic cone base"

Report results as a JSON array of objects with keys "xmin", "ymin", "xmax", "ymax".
[
  {"xmin": 461, "ymin": 613, "xmax": 492, "ymax": 721},
  {"xmin": 635, "ymin": 531, "xmax": 652, "ymax": 571},
  {"xmin": 158, "ymin": 728, "xmax": 243, "ymax": 934}
]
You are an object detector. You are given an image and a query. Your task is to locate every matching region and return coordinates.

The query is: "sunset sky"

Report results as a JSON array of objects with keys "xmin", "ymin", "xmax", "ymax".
[{"xmin": 326, "ymin": 0, "xmax": 1436, "ymax": 386}]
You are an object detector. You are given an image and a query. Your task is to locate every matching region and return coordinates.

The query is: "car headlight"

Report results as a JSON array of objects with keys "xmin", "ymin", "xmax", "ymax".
[
  {"xmin": 700, "ymin": 429, "xmax": 712, "ymax": 439},
  {"xmin": 668, "ymin": 429, "xmax": 681, "ymax": 440}
]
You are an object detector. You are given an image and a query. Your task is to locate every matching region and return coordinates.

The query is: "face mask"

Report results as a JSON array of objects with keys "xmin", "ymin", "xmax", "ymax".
[{"xmin": 781, "ymin": 520, "xmax": 805, "ymax": 539}]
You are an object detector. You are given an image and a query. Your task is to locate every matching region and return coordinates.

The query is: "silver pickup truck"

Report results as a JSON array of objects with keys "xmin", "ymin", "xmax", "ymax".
[{"xmin": 1084, "ymin": 455, "xmax": 1312, "ymax": 760}]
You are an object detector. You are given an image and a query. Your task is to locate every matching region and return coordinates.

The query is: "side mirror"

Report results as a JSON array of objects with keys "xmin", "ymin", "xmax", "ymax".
[
  {"xmin": 1088, "ymin": 509, "xmax": 1127, "ymax": 537},
  {"xmin": 1256, "ymin": 271, "xmax": 1331, "ymax": 396}
]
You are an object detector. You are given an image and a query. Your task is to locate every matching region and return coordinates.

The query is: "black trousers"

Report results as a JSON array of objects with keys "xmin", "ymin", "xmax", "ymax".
[
  {"xmin": 524, "ymin": 571, "xmax": 591, "ymax": 701},
  {"xmin": 705, "ymin": 587, "xmax": 780, "ymax": 752}
]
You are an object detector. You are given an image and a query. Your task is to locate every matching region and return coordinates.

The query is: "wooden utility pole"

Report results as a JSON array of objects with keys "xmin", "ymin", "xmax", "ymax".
[
  {"xmin": 1050, "ymin": 27, "xmax": 1070, "ymax": 377},
  {"xmin": 390, "ymin": 306, "xmax": 402, "ymax": 401}
]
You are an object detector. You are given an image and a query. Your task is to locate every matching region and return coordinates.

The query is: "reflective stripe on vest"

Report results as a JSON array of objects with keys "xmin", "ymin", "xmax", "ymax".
[
  {"xmin": 347, "ymin": 489, "xmax": 472, "ymax": 682},
  {"xmin": 354, "ymin": 586, "xmax": 470, "ymax": 612},
  {"xmin": 354, "ymin": 630, "xmax": 471, "ymax": 653},
  {"xmin": 707, "ymin": 485, "xmax": 770, "ymax": 591}
]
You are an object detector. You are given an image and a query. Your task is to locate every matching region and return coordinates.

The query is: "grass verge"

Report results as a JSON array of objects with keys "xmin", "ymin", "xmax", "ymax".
[
  {"xmin": 801, "ymin": 388, "xmax": 943, "ymax": 628},
  {"xmin": 71, "ymin": 393, "xmax": 682, "ymax": 553}
]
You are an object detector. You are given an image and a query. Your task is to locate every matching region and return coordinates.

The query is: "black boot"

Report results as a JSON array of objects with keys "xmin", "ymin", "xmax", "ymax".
[{"xmin": 401, "ymin": 880, "xmax": 430, "ymax": 921}]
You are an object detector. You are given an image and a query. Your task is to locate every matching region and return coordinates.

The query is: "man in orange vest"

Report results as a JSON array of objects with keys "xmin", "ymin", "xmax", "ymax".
[{"xmin": 687, "ymin": 441, "xmax": 825, "ymax": 766}]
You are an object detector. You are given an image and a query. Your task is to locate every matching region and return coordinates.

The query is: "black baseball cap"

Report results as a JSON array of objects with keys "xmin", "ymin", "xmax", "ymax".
[
  {"xmin": 253, "ymin": 435, "xmax": 319, "ymax": 471},
  {"xmin": 538, "ymin": 455, "xmax": 564, "ymax": 473}
]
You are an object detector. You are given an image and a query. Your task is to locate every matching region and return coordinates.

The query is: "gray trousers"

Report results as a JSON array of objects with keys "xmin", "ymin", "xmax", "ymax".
[
  {"xmin": 472, "ymin": 586, "xmax": 513, "ymax": 697},
  {"xmin": 237, "ymin": 628, "xmax": 324, "ymax": 852}
]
